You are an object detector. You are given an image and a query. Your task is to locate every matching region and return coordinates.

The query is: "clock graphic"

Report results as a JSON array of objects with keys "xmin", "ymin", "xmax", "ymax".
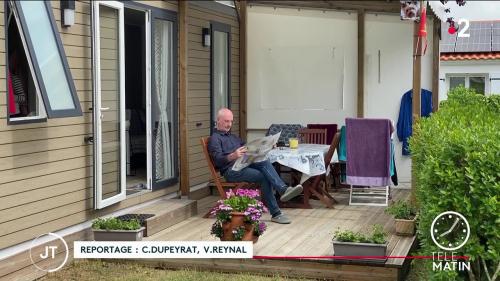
[{"xmin": 431, "ymin": 211, "xmax": 470, "ymax": 251}]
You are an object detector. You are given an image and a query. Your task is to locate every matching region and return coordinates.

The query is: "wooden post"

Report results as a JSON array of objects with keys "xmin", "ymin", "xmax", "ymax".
[
  {"xmin": 410, "ymin": 3, "xmax": 424, "ymax": 204},
  {"xmin": 432, "ymin": 15, "xmax": 440, "ymax": 112},
  {"xmin": 357, "ymin": 10, "xmax": 364, "ymax": 118},
  {"xmin": 239, "ymin": 0, "xmax": 248, "ymax": 140},
  {"xmin": 179, "ymin": 0, "xmax": 190, "ymax": 197}
]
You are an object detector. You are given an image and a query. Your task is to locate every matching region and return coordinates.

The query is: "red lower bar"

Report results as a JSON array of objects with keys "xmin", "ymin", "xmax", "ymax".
[{"xmin": 253, "ymin": 255, "xmax": 469, "ymax": 260}]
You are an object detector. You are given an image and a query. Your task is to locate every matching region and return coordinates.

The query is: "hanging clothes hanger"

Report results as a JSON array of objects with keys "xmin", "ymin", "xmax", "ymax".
[{"xmin": 7, "ymin": 1, "xmax": 15, "ymax": 28}]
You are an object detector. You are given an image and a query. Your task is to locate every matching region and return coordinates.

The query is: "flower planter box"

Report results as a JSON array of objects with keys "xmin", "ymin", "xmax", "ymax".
[
  {"xmin": 92, "ymin": 227, "xmax": 145, "ymax": 241},
  {"xmin": 395, "ymin": 218, "xmax": 416, "ymax": 236},
  {"xmin": 332, "ymin": 240, "xmax": 388, "ymax": 264}
]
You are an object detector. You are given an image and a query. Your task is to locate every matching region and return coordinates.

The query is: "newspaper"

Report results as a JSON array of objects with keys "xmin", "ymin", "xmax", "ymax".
[{"xmin": 232, "ymin": 132, "xmax": 281, "ymax": 171}]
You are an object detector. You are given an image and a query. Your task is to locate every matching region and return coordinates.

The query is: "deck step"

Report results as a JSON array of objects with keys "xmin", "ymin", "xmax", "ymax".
[
  {"xmin": 189, "ymin": 184, "xmax": 212, "ymax": 200},
  {"xmin": 133, "ymin": 198, "xmax": 197, "ymax": 237}
]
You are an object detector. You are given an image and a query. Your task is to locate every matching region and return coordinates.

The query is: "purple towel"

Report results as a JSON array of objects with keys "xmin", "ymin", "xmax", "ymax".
[
  {"xmin": 307, "ymin": 124, "xmax": 337, "ymax": 144},
  {"xmin": 346, "ymin": 118, "xmax": 391, "ymax": 186}
]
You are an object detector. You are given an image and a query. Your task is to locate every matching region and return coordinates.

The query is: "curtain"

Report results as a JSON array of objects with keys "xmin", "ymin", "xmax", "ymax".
[{"xmin": 154, "ymin": 20, "xmax": 173, "ymax": 181}]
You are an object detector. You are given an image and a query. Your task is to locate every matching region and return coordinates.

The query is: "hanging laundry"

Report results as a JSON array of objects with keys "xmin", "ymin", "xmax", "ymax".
[
  {"xmin": 397, "ymin": 89, "xmax": 433, "ymax": 155},
  {"xmin": 339, "ymin": 124, "xmax": 397, "ymax": 184},
  {"xmin": 7, "ymin": 71, "xmax": 17, "ymax": 115}
]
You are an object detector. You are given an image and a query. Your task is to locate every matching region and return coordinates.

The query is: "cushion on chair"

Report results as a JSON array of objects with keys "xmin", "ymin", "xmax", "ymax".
[{"xmin": 266, "ymin": 124, "xmax": 303, "ymax": 144}]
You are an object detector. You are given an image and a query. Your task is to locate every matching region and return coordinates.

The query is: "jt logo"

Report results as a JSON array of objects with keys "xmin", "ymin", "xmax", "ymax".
[
  {"xmin": 30, "ymin": 233, "xmax": 69, "ymax": 273},
  {"xmin": 40, "ymin": 246, "xmax": 58, "ymax": 259}
]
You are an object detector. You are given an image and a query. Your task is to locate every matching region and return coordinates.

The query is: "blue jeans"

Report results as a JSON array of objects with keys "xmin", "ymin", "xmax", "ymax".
[{"xmin": 224, "ymin": 160, "xmax": 287, "ymax": 217}]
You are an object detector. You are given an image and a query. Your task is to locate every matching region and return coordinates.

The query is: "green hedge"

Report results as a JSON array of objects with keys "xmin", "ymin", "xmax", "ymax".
[{"xmin": 410, "ymin": 87, "xmax": 499, "ymax": 281}]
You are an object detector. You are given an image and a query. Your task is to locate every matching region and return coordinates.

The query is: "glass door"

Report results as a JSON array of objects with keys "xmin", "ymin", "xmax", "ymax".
[
  {"xmin": 150, "ymin": 10, "xmax": 178, "ymax": 189},
  {"xmin": 92, "ymin": 1, "xmax": 125, "ymax": 208},
  {"xmin": 210, "ymin": 22, "xmax": 231, "ymax": 131}
]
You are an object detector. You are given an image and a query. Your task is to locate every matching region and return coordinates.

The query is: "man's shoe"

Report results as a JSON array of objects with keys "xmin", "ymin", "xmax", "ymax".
[
  {"xmin": 280, "ymin": 184, "xmax": 303, "ymax": 202},
  {"xmin": 271, "ymin": 214, "xmax": 291, "ymax": 224}
]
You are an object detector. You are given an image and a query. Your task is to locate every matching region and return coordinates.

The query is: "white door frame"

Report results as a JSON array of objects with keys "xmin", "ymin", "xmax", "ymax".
[{"xmin": 92, "ymin": 0, "xmax": 126, "ymax": 209}]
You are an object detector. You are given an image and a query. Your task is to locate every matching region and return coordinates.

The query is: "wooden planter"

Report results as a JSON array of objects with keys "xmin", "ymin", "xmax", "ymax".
[
  {"xmin": 332, "ymin": 240, "xmax": 388, "ymax": 264},
  {"xmin": 93, "ymin": 227, "xmax": 145, "ymax": 241},
  {"xmin": 395, "ymin": 217, "xmax": 416, "ymax": 236}
]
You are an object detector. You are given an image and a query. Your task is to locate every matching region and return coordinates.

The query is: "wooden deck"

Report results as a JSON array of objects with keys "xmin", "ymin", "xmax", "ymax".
[{"xmin": 142, "ymin": 187, "xmax": 416, "ymax": 281}]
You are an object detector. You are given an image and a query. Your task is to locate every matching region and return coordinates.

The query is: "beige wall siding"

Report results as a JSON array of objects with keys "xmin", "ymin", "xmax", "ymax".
[
  {"xmin": 0, "ymin": 0, "xmax": 180, "ymax": 251},
  {"xmin": 187, "ymin": 2, "xmax": 240, "ymax": 186},
  {"xmin": 0, "ymin": 0, "xmax": 240, "ymax": 252}
]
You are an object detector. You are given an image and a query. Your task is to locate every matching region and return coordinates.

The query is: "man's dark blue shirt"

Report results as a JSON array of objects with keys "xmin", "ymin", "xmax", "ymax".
[{"xmin": 208, "ymin": 129, "xmax": 245, "ymax": 175}]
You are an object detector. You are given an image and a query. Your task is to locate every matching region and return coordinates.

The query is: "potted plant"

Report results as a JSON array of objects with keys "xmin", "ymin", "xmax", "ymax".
[
  {"xmin": 210, "ymin": 189, "xmax": 268, "ymax": 242},
  {"xmin": 252, "ymin": 222, "xmax": 267, "ymax": 243},
  {"xmin": 385, "ymin": 200, "xmax": 417, "ymax": 236},
  {"xmin": 332, "ymin": 224, "xmax": 388, "ymax": 263},
  {"xmin": 91, "ymin": 217, "xmax": 145, "ymax": 241}
]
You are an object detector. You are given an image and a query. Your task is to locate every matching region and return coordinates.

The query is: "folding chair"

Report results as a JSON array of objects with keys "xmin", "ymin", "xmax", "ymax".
[
  {"xmin": 200, "ymin": 137, "xmax": 258, "ymax": 218},
  {"xmin": 345, "ymin": 118, "xmax": 391, "ymax": 206},
  {"xmin": 307, "ymin": 124, "xmax": 338, "ymax": 145},
  {"xmin": 266, "ymin": 124, "xmax": 303, "ymax": 185},
  {"xmin": 298, "ymin": 128, "xmax": 328, "ymax": 145},
  {"xmin": 266, "ymin": 124, "xmax": 303, "ymax": 145},
  {"xmin": 279, "ymin": 132, "xmax": 340, "ymax": 209},
  {"xmin": 306, "ymin": 132, "xmax": 340, "ymax": 208},
  {"xmin": 307, "ymin": 124, "xmax": 339, "ymax": 188}
]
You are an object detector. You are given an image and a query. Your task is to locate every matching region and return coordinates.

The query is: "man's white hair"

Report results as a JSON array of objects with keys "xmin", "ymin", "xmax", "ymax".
[{"xmin": 217, "ymin": 108, "xmax": 232, "ymax": 120}]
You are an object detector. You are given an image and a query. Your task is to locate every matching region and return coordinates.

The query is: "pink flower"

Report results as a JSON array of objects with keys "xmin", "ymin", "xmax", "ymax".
[
  {"xmin": 211, "ymin": 188, "xmax": 268, "ymax": 239},
  {"xmin": 225, "ymin": 189, "xmax": 236, "ymax": 198},
  {"xmin": 235, "ymin": 188, "xmax": 260, "ymax": 199}
]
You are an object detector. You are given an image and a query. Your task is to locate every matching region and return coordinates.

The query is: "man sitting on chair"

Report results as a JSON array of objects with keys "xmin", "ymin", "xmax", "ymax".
[{"xmin": 208, "ymin": 108, "xmax": 303, "ymax": 224}]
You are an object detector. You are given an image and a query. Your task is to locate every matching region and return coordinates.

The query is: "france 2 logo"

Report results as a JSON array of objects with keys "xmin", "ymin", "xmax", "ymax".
[{"xmin": 448, "ymin": 18, "xmax": 470, "ymax": 38}]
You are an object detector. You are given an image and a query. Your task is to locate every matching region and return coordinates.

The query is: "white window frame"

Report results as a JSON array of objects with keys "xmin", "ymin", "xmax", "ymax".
[
  {"xmin": 6, "ymin": 0, "xmax": 82, "ymax": 123},
  {"xmin": 215, "ymin": 1, "xmax": 236, "ymax": 8},
  {"xmin": 6, "ymin": 2, "xmax": 47, "ymax": 123},
  {"xmin": 446, "ymin": 73, "xmax": 489, "ymax": 95}
]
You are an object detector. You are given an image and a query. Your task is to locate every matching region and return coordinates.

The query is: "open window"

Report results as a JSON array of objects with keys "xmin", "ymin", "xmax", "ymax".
[{"xmin": 5, "ymin": 1, "xmax": 81, "ymax": 123}]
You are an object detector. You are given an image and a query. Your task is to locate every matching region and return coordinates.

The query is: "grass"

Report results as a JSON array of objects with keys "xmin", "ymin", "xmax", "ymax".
[
  {"xmin": 39, "ymin": 255, "xmax": 430, "ymax": 280},
  {"xmin": 39, "ymin": 260, "xmax": 306, "ymax": 281}
]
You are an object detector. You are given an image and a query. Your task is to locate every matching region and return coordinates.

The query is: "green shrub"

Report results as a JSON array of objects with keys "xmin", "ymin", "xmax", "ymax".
[
  {"xmin": 410, "ymin": 87, "xmax": 499, "ymax": 281},
  {"xmin": 91, "ymin": 217, "xmax": 141, "ymax": 230},
  {"xmin": 385, "ymin": 200, "xmax": 416, "ymax": 220},
  {"xmin": 333, "ymin": 224, "xmax": 387, "ymax": 244}
]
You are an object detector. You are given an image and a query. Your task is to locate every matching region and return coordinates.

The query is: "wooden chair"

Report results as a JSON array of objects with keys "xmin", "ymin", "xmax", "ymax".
[
  {"xmin": 200, "ymin": 137, "xmax": 258, "ymax": 218},
  {"xmin": 297, "ymin": 128, "xmax": 329, "ymax": 186},
  {"xmin": 266, "ymin": 124, "xmax": 303, "ymax": 185},
  {"xmin": 307, "ymin": 132, "xmax": 341, "ymax": 208},
  {"xmin": 279, "ymin": 132, "xmax": 340, "ymax": 209},
  {"xmin": 307, "ymin": 124, "xmax": 337, "ymax": 145},
  {"xmin": 298, "ymin": 128, "xmax": 327, "ymax": 144}
]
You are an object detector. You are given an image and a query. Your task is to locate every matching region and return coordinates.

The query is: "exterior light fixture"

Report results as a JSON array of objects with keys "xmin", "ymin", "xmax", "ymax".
[
  {"xmin": 61, "ymin": 0, "xmax": 75, "ymax": 27},
  {"xmin": 202, "ymin": 27, "xmax": 211, "ymax": 47}
]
